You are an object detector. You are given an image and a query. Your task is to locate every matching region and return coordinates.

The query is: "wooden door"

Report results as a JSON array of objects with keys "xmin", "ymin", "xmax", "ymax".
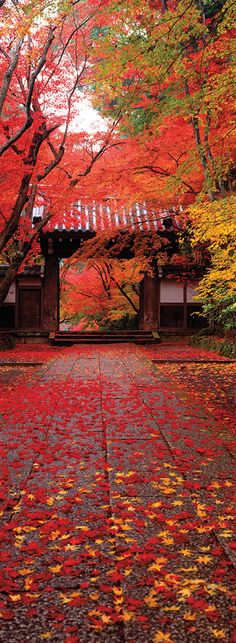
[
  {"xmin": 18, "ymin": 288, "xmax": 41, "ymax": 329},
  {"xmin": 160, "ymin": 304, "xmax": 184, "ymax": 328}
]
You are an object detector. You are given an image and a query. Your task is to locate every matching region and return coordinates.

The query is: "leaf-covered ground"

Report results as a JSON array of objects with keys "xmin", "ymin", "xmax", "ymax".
[{"xmin": 0, "ymin": 343, "xmax": 235, "ymax": 642}]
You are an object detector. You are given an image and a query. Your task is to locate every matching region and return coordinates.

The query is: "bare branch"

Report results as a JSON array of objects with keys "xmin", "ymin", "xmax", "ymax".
[{"xmin": 70, "ymin": 115, "xmax": 124, "ymax": 186}]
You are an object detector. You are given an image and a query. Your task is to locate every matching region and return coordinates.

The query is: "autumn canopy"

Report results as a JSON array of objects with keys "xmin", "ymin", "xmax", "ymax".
[{"xmin": 0, "ymin": 0, "xmax": 235, "ymax": 328}]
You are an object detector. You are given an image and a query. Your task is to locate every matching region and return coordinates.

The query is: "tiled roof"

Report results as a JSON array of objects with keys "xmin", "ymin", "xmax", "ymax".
[
  {"xmin": 0, "ymin": 264, "xmax": 42, "ymax": 276},
  {"xmin": 33, "ymin": 201, "xmax": 185, "ymax": 234}
]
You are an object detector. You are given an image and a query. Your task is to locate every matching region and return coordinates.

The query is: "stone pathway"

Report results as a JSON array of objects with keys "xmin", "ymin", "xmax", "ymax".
[{"xmin": 0, "ymin": 345, "xmax": 235, "ymax": 642}]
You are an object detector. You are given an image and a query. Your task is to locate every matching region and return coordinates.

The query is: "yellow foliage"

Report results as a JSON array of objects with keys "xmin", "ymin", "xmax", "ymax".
[{"xmin": 189, "ymin": 196, "xmax": 236, "ymax": 327}]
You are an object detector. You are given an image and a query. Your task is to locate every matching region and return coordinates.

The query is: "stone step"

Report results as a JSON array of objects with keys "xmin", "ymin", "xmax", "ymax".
[
  {"xmin": 56, "ymin": 332, "xmax": 153, "ymax": 337},
  {"xmin": 52, "ymin": 339, "xmax": 158, "ymax": 345},
  {"xmin": 50, "ymin": 330, "xmax": 160, "ymax": 345}
]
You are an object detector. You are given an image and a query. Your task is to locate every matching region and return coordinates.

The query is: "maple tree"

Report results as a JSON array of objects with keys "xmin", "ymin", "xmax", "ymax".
[
  {"xmin": 60, "ymin": 258, "xmax": 141, "ymax": 329},
  {"xmin": 91, "ymin": 0, "xmax": 235, "ymax": 201},
  {"xmin": 84, "ymin": 0, "xmax": 236, "ymax": 325},
  {"xmin": 0, "ymin": 0, "xmax": 122, "ymax": 307}
]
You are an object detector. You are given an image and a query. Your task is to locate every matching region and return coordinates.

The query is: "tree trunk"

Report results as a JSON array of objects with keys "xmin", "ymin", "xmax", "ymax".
[
  {"xmin": 111, "ymin": 276, "xmax": 139, "ymax": 314},
  {"xmin": 191, "ymin": 115, "xmax": 215, "ymax": 202},
  {"xmin": 139, "ymin": 273, "xmax": 158, "ymax": 330},
  {"xmin": 0, "ymin": 174, "xmax": 31, "ymax": 254},
  {"xmin": 0, "ymin": 122, "xmax": 54, "ymax": 255}
]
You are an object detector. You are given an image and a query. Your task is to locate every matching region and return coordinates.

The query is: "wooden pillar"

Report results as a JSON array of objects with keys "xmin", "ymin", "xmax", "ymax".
[
  {"xmin": 183, "ymin": 283, "xmax": 188, "ymax": 330},
  {"xmin": 43, "ymin": 241, "xmax": 59, "ymax": 331},
  {"xmin": 139, "ymin": 272, "xmax": 158, "ymax": 331}
]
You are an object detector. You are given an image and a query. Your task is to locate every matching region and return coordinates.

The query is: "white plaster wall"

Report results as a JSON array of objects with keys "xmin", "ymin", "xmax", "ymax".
[
  {"xmin": 4, "ymin": 281, "xmax": 16, "ymax": 303},
  {"xmin": 160, "ymin": 279, "xmax": 184, "ymax": 303}
]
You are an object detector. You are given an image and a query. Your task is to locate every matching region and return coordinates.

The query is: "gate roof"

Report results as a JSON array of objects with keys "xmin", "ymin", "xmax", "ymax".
[{"xmin": 33, "ymin": 200, "xmax": 185, "ymax": 234}]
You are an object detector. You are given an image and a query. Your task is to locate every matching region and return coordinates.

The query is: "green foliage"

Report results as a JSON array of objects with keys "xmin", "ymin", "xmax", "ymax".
[
  {"xmin": 200, "ymin": 0, "xmax": 227, "ymax": 18},
  {"xmin": 200, "ymin": 296, "xmax": 236, "ymax": 331},
  {"xmin": 189, "ymin": 334, "xmax": 236, "ymax": 358},
  {"xmin": 91, "ymin": 25, "xmax": 110, "ymax": 40}
]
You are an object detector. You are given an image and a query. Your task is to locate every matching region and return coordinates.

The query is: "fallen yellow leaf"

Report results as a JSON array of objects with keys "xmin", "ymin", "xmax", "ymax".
[
  {"xmin": 196, "ymin": 555, "xmax": 213, "ymax": 565},
  {"xmin": 180, "ymin": 548, "xmax": 192, "ymax": 557},
  {"xmin": 60, "ymin": 590, "xmax": 81, "ymax": 604},
  {"xmin": 144, "ymin": 595, "xmax": 159, "ymax": 608},
  {"xmin": 46, "ymin": 497, "xmax": 54, "ymax": 506},
  {"xmin": 25, "ymin": 577, "xmax": 33, "ymax": 590},
  {"xmin": 211, "ymin": 629, "xmax": 226, "ymax": 639},
  {"xmin": 90, "ymin": 592, "xmax": 100, "ymax": 601},
  {"xmin": 153, "ymin": 631, "xmax": 173, "ymax": 642},
  {"xmin": 19, "ymin": 568, "xmax": 34, "ymax": 576},
  {"xmin": 122, "ymin": 610, "xmax": 134, "ymax": 621},
  {"xmin": 75, "ymin": 525, "xmax": 89, "ymax": 531},
  {"xmin": 184, "ymin": 611, "xmax": 196, "ymax": 621},
  {"xmin": 50, "ymin": 530, "xmax": 61, "ymax": 541},
  {"xmin": 49, "ymin": 564, "xmax": 62, "ymax": 573},
  {"xmin": 101, "ymin": 614, "xmax": 111, "ymax": 624},
  {"xmin": 113, "ymin": 587, "xmax": 123, "ymax": 596},
  {"xmin": 9, "ymin": 594, "xmax": 21, "ymax": 602}
]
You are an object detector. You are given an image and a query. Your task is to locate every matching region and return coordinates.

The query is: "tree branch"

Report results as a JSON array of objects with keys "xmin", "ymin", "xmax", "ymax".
[
  {"xmin": 0, "ymin": 37, "xmax": 23, "ymax": 116},
  {"xmin": 0, "ymin": 27, "xmax": 56, "ymax": 157},
  {"xmin": 110, "ymin": 275, "xmax": 139, "ymax": 314}
]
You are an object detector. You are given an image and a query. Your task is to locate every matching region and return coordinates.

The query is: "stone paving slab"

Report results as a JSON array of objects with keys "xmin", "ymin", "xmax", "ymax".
[{"xmin": 0, "ymin": 344, "xmax": 235, "ymax": 642}]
